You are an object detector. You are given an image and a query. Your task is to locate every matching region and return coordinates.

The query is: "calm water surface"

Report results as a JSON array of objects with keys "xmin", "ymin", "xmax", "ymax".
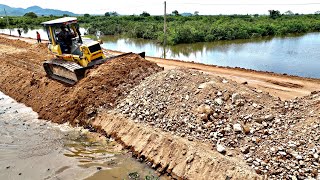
[{"xmin": 100, "ymin": 33, "xmax": 320, "ymax": 78}]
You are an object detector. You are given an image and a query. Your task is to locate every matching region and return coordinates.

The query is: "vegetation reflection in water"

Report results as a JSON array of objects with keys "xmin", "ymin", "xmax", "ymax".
[{"xmin": 100, "ymin": 33, "xmax": 320, "ymax": 78}]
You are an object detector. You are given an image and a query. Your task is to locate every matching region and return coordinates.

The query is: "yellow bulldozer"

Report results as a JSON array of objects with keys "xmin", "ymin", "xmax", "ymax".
[{"xmin": 41, "ymin": 17, "xmax": 144, "ymax": 85}]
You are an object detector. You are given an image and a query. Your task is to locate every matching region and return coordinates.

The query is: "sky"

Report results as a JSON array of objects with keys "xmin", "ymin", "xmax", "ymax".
[{"xmin": 1, "ymin": 0, "xmax": 320, "ymax": 15}]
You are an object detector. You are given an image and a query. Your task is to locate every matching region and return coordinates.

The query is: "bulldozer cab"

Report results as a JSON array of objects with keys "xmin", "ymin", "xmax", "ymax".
[
  {"xmin": 41, "ymin": 17, "xmax": 83, "ymax": 55},
  {"xmin": 41, "ymin": 17, "xmax": 116, "ymax": 85}
]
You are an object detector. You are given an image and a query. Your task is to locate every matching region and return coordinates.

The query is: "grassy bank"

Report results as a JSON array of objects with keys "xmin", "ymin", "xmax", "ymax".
[{"xmin": 2, "ymin": 14, "xmax": 320, "ymax": 45}]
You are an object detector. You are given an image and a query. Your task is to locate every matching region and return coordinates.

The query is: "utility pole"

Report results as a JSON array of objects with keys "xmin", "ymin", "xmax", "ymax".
[
  {"xmin": 163, "ymin": 1, "xmax": 167, "ymax": 58},
  {"xmin": 4, "ymin": 8, "xmax": 11, "ymax": 36}
]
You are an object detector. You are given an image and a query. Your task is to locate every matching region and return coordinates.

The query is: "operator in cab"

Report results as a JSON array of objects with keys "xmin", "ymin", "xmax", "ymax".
[{"xmin": 57, "ymin": 25, "xmax": 75, "ymax": 53}]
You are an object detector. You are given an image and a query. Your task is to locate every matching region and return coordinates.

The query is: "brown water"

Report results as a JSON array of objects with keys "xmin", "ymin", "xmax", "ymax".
[{"xmin": 0, "ymin": 92, "xmax": 161, "ymax": 180}]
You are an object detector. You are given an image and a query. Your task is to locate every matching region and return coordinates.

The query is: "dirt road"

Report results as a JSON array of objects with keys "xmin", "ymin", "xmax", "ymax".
[
  {"xmin": 107, "ymin": 50, "xmax": 320, "ymax": 100},
  {"xmin": 2, "ymin": 33, "xmax": 319, "ymax": 100}
]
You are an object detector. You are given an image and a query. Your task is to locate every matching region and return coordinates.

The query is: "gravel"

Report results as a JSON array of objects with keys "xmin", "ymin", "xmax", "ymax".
[{"xmin": 116, "ymin": 69, "xmax": 320, "ymax": 179}]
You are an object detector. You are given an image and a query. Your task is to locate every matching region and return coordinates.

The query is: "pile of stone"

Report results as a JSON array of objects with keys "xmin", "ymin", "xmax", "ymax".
[{"xmin": 116, "ymin": 69, "xmax": 319, "ymax": 179}]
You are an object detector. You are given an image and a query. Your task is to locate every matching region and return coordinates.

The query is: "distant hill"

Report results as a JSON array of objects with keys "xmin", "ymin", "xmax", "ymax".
[{"xmin": 0, "ymin": 4, "xmax": 77, "ymax": 16}]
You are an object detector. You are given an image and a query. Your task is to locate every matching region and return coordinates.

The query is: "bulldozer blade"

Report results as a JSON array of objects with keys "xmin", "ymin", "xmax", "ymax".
[
  {"xmin": 86, "ymin": 52, "xmax": 145, "ymax": 67},
  {"xmin": 87, "ymin": 52, "xmax": 133, "ymax": 67},
  {"xmin": 43, "ymin": 52, "xmax": 145, "ymax": 85}
]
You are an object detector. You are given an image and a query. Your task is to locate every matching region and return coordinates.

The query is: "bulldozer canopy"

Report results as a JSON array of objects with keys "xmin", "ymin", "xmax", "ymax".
[{"xmin": 41, "ymin": 17, "xmax": 78, "ymax": 27}]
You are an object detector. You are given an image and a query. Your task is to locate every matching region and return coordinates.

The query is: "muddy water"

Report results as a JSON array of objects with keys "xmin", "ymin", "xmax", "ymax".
[{"xmin": 0, "ymin": 92, "xmax": 160, "ymax": 180}]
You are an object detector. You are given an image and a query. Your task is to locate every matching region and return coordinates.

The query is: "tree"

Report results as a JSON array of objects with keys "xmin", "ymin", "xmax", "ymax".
[
  {"xmin": 194, "ymin": 11, "xmax": 199, "ymax": 16},
  {"xmin": 84, "ymin": 14, "xmax": 90, "ymax": 17},
  {"xmin": 105, "ymin": 12, "xmax": 110, "ymax": 17},
  {"xmin": 111, "ymin": 11, "xmax": 118, "ymax": 16},
  {"xmin": 140, "ymin": 11, "xmax": 150, "ymax": 17},
  {"xmin": 63, "ymin": 14, "xmax": 69, "ymax": 17},
  {"xmin": 268, "ymin": 10, "xmax": 281, "ymax": 19},
  {"xmin": 23, "ymin": 12, "xmax": 37, "ymax": 18},
  {"xmin": 285, "ymin": 10, "xmax": 294, "ymax": 15},
  {"xmin": 315, "ymin": 11, "xmax": 320, "ymax": 15},
  {"xmin": 172, "ymin": 10, "xmax": 179, "ymax": 16}
]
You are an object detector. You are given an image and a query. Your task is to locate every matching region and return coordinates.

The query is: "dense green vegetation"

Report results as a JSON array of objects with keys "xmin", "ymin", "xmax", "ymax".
[
  {"xmin": 81, "ymin": 14, "xmax": 320, "ymax": 45},
  {"xmin": 2, "ymin": 12, "xmax": 320, "ymax": 45},
  {"xmin": 0, "ymin": 15, "xmax": 54, "ymax": 31}
]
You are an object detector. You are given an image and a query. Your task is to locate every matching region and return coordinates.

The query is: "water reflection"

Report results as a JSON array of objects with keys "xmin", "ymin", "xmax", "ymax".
[{"xmin": 100, "ymin": 33, "xmax": 320, "ymax": 78}]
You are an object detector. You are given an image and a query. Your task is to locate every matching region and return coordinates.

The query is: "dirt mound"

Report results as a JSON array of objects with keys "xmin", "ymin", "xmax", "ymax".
[
  {"xmin": 117, "ymin": 69, "xmax": 320, "ymax": 179},
  {"xmin": 0, "ymin": 42, "xmax": 163, "ymax": 124},
  {"xmin": 61, "ymin": 54, "xmax": 163, "ymax": 124}
]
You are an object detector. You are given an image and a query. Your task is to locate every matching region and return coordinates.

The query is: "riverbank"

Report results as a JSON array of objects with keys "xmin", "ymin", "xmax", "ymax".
[{"xmin": 0, "ymin": 35, "xmax": 319, "ymax": 179}]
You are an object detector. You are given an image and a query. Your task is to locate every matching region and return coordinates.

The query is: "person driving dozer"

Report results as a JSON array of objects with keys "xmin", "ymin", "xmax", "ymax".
[{"xmin": 57, "ymin": 25, "xmax": 73, "ymax": 53}]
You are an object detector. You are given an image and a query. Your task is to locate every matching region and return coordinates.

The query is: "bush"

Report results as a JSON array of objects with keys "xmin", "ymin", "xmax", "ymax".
[{"xmin": 24, "ymin": 12, "xmax": 38, "ymax": 18}]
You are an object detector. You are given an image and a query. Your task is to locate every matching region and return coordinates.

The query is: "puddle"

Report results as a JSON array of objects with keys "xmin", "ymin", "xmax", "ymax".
[{"xmin": 0, "ymin": 92, "xmax": 163, "ymax": 180}]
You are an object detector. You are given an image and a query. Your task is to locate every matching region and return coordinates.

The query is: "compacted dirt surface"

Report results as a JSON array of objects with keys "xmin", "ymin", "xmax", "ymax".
[{"xmin": 0, "ymin": 36, "xmax": 319, "ymax": 179}]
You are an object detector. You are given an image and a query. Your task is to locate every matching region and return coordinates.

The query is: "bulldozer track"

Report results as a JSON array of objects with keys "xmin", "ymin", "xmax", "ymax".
[
  {"xmin": 43, "ymin": 53, "xmax": 134, "ymax": 85},
  {"xmin": 43, "ymin": 59, "xmax": 83, "ymax": 85},
  {"xmin": 46, "ymin": 59, "xmax": 83, "ymax": 71}
]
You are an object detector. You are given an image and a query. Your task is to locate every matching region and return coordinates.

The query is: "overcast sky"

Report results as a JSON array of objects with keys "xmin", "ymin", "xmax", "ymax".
[{"xmin": 1, "ymin": 0, "xmax": 320, "ymax": 15}]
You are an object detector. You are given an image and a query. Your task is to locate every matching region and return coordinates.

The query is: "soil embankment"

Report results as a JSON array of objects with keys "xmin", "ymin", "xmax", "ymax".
[{"xmin": 0, "ymin": 36, "xmax": 319, "ymax": 179}]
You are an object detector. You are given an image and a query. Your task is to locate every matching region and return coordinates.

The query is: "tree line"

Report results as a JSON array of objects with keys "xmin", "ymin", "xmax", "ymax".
[
  {"xmin": 2, "ymin": 11, "xmax": 320, "ymax": 45},
  {"xmin": 79, "ymin": 12, "xmax": 320, "ymax": 45}
]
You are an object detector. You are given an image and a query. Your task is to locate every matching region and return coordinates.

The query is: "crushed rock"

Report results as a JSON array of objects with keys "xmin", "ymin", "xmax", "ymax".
[{"xmin": 117, "ymin": 69, "xmax": 320, "ymax": 179}]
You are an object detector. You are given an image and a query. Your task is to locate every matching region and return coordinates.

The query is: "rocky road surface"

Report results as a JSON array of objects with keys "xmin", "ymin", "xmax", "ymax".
[{"xmin": 117, "ymin": 69, "xmax": 320, "ymax": 179}]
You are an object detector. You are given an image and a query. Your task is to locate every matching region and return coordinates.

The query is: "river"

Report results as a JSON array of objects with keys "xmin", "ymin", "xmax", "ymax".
[
  {"xmin": 0, "ymin": 92, "xmax": 160, "ymax": 180},
  {"xmin": 1, "ymin": 28, "xmax": 320, "ymax": 78},
  {"xmin": 99, "ymin": 33, "xmax": 320, "ymax": 79}
]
